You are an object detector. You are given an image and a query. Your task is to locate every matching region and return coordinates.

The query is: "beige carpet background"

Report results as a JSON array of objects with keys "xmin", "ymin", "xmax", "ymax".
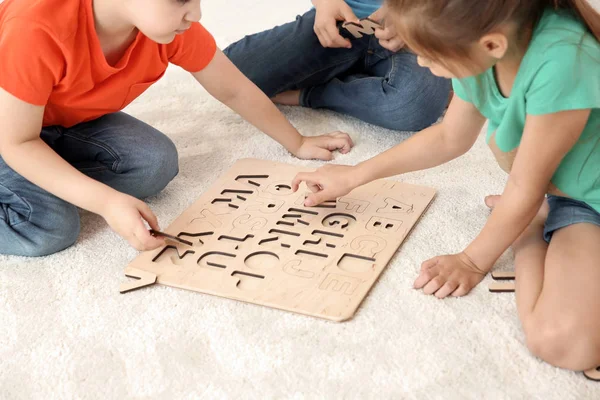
[{"xmin": 1, "ymin": 0, "xmax": 600, "ymax": 398}]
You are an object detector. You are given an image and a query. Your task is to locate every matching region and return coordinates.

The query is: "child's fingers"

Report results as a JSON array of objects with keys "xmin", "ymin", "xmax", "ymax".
[
  {"xmin": 305, "ymin": 190, "xmax": 332, "ymax": 207},
  {"xmin": 420, "ymin": 257, "xmax": 439, "ymax": 272},
  {"xmin": 307, "ymin": 181, "xmax": 322, "ymax": 193},
  {"xmin": 374, "ymin": 27, "xmax": 395, "ymax": 41},
  {"xmin": 125, "ymin": 231, "xmax": 145, "ymax": 251},
  {"xmin": 137, "ymin": 201, "xmax": 160, "ymax": 231},
  {"xmin": 292, "ymin": 172, "xmax": 313, "ymax": 192},
  {"xmin": 422, "ymin": 275, "xmax": 445, "ymax": 295},
  {"xmin": 435, "ymin": 281, "xmax": 459, "ymax": 299},
  {"xmin": 413, "ymin": 263, "xmax": 439, "ymax": 289},
  {"xmin": 327, "ymin": 27, "xmax": 351, "ymax": 48},
  {"xmin": 291, "ymin": 175, "xmax": 302, "ymax": 192},
  {"xmin": 379, "ymin": 37, "xmax": 405, "ymax": 52},
  {"xmin": 134, "ymin": 221, "xmax": 164, "ymax": 251},
  {"xmin": 326, "ymin": 137, "xmax": 353, "ymax": 153},
  {"xmin": 314, "ymin": 26, "xmax": 330, "ymax": 48},
  {"xmin": 340, "ymin": 4, "xmax": 360, "ymax": 24},
  {"xmin": 451, "ymin": 284, "xmax": 471, "ymax": 297},
  {"xmin": 329, "ymin": 131, "xmax": 355, "ymax": 148}
]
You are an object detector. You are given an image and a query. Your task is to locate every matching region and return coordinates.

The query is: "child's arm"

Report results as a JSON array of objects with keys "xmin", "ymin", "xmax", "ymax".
[
  {"xmin": 192, "ymin": 50, "xmax": 353, "ymax": 160},
  {"xmin": 414, "ymin": 109, "xmax": 591, "ymax": 298},
  {"xmin": 0, "ymin": 88, "xmax": 164, "ymax": 251},
  {"xmin": 292, "ymin": 95, "xmax": 486, "ymax": 205}
]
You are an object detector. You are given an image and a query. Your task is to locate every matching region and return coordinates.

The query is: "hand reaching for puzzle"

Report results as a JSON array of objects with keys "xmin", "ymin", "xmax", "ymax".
[
  {"xmin": 294, "ymin": 132, "xmax": 354, "ymax": 160},
  {"xmin": 312, "ymin": 0, "xmax": 360, "ymax": 48},
  {"xmin": 369, "ymin": 8, "xmax": 405, "ymax": 52},
  {"xmin": 100, "ymin": 192, "xmax": 165, "ymax": 251},
  {"xmin": 413, "ymin": 252, "xmax": 487, "ymax": 298},
  {"xmin": 292, "ymin": 164, "xmax": 358, "ymax": 206}
]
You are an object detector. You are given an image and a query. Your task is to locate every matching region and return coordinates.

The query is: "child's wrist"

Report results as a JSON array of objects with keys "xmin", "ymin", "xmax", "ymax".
[
  {"xmin": 353, "ymin": 162, "xmax": 374, "ymax": 187},
  {"xmin": 462, "ymin": 247, "xmax": 494, "ymax": 274},
  {"xmin": 286, "ymin": 132, "xmax": 305, "ymax": 156},
  {"xmin": 87, "ymin": 186, "xmax": 120, "ymax": 216}
]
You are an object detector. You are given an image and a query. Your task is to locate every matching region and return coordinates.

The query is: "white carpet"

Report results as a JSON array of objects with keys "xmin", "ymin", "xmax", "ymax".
[{"xmin": 1, "ymin": 1, "xmax": 600, "ymax": 398}]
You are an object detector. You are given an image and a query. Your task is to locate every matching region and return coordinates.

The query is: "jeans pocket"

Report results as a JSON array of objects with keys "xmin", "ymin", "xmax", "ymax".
[{"xmin": 0, "ymin": 184, "xmax": 31, "ymax": 226}]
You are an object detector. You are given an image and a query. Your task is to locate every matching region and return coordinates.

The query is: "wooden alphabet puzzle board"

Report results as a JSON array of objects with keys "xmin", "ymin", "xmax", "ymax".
[{"xmin": 121, "ymin": 159, "xmax": 436, "ymax": 321}]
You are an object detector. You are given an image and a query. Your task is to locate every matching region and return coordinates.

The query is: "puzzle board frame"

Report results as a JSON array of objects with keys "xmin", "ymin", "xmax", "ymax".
[{"xmin": 121, "ymin": 158, "xmax": 436, "ymax": 322}]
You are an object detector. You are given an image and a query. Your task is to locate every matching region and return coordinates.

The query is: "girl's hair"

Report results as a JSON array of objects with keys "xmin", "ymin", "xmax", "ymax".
[{"xmin": 385, "ymin": 0, "xmax": 600, "ymax": 64}]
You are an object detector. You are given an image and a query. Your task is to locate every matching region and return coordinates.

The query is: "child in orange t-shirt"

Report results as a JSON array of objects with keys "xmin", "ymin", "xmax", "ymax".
[{"xmin": 0, "ymin": 0, "xmax": 353, "ymax": 257}]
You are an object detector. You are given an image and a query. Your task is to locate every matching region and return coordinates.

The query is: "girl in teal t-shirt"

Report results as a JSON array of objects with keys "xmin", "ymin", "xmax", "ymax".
[{"xmin": 292, "ymin": 0, "xmax": 600, "ymax": 373}]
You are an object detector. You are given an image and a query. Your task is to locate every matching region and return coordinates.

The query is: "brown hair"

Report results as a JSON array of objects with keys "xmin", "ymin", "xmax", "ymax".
[{"xmin": 385, "ymin": 0, "xmax": 600, "ymax": 65}]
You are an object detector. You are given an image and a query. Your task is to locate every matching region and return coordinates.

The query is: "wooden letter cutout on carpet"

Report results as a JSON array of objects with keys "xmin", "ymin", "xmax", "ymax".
[{"xmin": 120, "ymin": 159, "xmax": 435, "ymax": 321}]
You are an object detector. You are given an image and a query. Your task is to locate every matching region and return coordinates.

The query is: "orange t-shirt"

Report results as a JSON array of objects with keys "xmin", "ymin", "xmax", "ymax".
[{"xmin": 0, "ymin": 0, "xmax": 217, "ymax": 127}]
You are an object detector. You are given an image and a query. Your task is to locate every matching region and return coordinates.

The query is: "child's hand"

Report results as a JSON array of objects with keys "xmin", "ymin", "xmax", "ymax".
[
  {"xmin": 292, "ymin": 164, "xmax": 358, "ymax": 206},
  {"xmin": 312, "ymin": 0, "xmax": 360, "ymax": 48},
  {"xmin": 369, "ymin": 8, "xmax": 405, "ymax": 52},
  {"xmin": 293, "ymin": 132, "xmax": 354, "ymax": 160},
  {"xmin": 413, "ymin": 252, "xmax": 487, "ymax": 298},
  {"xmin": 100, "ymin": 192, "xmax": 165, "ymax": 251}
]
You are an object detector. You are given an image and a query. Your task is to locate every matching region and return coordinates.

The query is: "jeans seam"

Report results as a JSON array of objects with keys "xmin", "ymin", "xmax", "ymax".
[
  {"xmin": 286, "ymin": 54, "xmax": 365, "ymax": 94},
  {"xmin": 385, "ymin": 53, "xmax": 399, "ymax": 87},
  {"xmin": 0, "ymin": 181, "xmax": 33, "ymax": 226},
  {"xmin": 62, "ymin": 131, "xmax": 122, "ymax": 172}
]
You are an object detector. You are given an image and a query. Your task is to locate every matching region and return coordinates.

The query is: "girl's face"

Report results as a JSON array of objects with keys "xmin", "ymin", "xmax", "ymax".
[
  {"xmin": 415, "ymin": 48, "xmax": 494, "ymax": 80},
  {"xmin": 126, "ymin": 0, "xmax": 202, "ymax": 44},
  {"xmin": 412, "ymin": 30, "xmax": 509, "ymax": 80}
]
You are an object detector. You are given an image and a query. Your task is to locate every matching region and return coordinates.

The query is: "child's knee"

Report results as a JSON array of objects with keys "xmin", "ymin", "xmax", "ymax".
[
  {"xmin": 524, "ymin": 315, "xmax": 600, "ymax": 371},
  {"xmin": 137, "ymin": 136, "xmax": 179, "ymax": 197},
  {"xmin": 6, "ymin": 206, "xmax": 80, "ymax": 257},
  {"xmin": 379, "ymin": 75, "xmax": 451, "ymax": 131}
]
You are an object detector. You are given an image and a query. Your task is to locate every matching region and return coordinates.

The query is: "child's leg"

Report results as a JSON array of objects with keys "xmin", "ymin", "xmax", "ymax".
[
  {"xmin": 303, "ymin": 46, "xmax": 451, "ymax": 131},
  {"xmin": 0, "ymin": 112, "xmax": 178, "ymax": 257},
  {"xmin": 49, "ymin": 112, "xmax": 179, "ymax": 200},
  {"xmin": 488, "ymin": 195, "xmax": 600, "ymax": 370},
  {"xmin": 224, "ymin": 9, "xmax": 371, "ymax": 99},
  {"xmin": 0, "ymin": 157, "xmax": 80, "ymax": 257}
]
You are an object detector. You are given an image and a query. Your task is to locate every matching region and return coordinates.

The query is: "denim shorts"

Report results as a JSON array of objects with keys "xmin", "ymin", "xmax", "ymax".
[{"xmin": 543, "ymin": 195, "xmax": 600, "ymax": 243}]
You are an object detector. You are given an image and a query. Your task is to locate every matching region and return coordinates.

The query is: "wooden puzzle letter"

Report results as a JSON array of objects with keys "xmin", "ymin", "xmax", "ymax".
[
  {"xmin": 365, "ymin": 216, "xmax": 403, "ymax": 234},
  {"xmin": 350, "ymin": 235, "xmax": 387, "ymax": 257},
  {"xmin": 264, "ymin": 182, "xmax": 294, "ymax": 196},
  {"xmin": 120, "ymin": 269, "xmax": 157, "ymax": 294},
  {"xmin": 246, "ymin": 198, "xmax": 284, "ymax": 214},
  {"xmin": 338, "ymin": 197, "xmax": 370, "ymax": 213},
  {"xmin": 231, "ymin": 271, "xmax": 265, "ymax": 291},
  {"xmin": 321, "ymin": 213, "xmax": 357, "ymax": 231},
  {"xmin": 342, "ymin": 19, "xmax": 381, "ymax": 38},
  {"xmin": 232, "ymin": 214, "xmax": 268, "ymax": 231},
  {"xmin": 283, "ymin": 260, "xmax": 314, "ymax": 279},
  {"xmin": 319, "ymin": 273, "xmax": 361, "ymax": 295},
  {"xmin": 235, "ymin": 175, "xmax": 269, "ymax": 188},
  {"xmin": 189, "ymin": 209, "xmax": 223, "ymax": 230},
  {"xmin": 376, "ymin": 198, "xmax": 414, "ymax": 215}
]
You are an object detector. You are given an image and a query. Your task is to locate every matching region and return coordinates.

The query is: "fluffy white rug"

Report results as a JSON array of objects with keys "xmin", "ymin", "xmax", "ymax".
[{"xmin": 1, "ymin": 1, "xmax": 599, "ymax": 398}]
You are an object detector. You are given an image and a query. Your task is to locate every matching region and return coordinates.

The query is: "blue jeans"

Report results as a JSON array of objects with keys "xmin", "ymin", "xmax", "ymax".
[
  {"xmin": 0, "ymin": 112, "xmax": 179, "ymax": 257},
  {"xmin": 224, "ymin": 9, "xmax": 451, "ymax": 131},
  {"xmin": 544, "ymin": 195, "xmax": 600, "ymax": 243}
]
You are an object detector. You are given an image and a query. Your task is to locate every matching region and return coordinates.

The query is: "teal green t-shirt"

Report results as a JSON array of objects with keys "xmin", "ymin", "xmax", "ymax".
[
  {"xmin": 309, "ymin": 0, "xmax": 381, "ymax": 19},
  {"xmin": 345, "ymin": 0, "xmax": 381, "ymax": 18},
  {"xmin": 452, "ymin": 8, "xmax": 600, "ymax": 211}
]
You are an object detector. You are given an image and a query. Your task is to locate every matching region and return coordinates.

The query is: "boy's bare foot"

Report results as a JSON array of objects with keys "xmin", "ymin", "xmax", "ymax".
[{"xmin": 272, "ymin": 90, "xmax": 301, "ymax": 106}]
